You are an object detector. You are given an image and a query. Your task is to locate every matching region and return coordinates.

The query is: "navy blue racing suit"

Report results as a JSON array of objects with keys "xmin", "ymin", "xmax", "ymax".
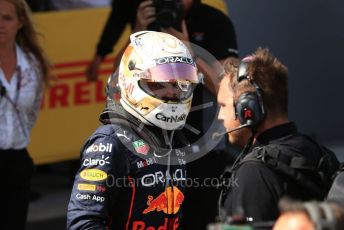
[{"xmin": 67, "ymin": 116, "xmax": 188, "ymax": 230}]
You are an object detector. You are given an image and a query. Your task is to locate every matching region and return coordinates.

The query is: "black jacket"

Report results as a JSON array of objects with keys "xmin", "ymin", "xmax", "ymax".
[{"xmin": 222, "ymin": 122, "xmax": 339, "ymax": 222}]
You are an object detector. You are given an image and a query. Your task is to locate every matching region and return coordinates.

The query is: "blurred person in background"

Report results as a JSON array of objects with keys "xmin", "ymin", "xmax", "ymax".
[
  {"xmin": 0, "ymin": 0, "xmax": 53, "ymax": 229},
  {"xmin": 85, "ymin": 0, "xmax": 237, "ymax": 82},
  {"xmin": 273, "ymin": 199, "xmax": 344, "ymax": 230}
]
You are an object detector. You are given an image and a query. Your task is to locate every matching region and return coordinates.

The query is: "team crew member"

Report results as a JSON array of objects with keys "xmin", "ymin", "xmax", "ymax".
[
  {"xmin": 67, "ymin": 31, "xmax": 200, "ymax": 229},
  {"xmin": 217, "ymin": 48, "xmax": 339, "ymax": 222}
]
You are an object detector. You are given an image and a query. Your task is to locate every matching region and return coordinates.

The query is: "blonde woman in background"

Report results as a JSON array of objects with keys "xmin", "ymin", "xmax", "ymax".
[{"xmin": 0, "ymin": 0, "xmax": 52, "ymax": 229}]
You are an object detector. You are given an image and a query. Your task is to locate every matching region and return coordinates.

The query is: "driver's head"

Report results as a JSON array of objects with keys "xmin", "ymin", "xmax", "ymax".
[{"xmin": 108, "ymin": 31, "xmax": 199, "ymax": 130}]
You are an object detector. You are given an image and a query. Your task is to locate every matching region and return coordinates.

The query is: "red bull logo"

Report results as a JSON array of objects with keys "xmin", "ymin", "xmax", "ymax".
[{"xmin": 143, "ymin": 186, "xmax": 184, "ymax": 215}]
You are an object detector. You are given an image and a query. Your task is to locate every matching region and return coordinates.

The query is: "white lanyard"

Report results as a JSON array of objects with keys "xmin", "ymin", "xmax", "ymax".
[{"xmin": 0, "ymin": 67, "xmax": 28, "ymax": 138}]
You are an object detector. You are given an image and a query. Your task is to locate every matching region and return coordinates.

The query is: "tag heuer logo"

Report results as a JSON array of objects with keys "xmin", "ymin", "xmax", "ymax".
[{"xmin": 132, "ymin": 139, "xmax": 150, "ymax": 155}]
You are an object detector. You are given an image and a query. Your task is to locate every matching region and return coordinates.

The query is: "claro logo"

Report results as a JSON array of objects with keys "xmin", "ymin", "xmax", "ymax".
[
  {"xmin": 83, "ymin": 155, "xmax": 110, "ymax": 167},
  {"xmin": 155, "ymin": 113, "xmax": 186, "ymax": 123},
  {"xmin": 80, "ymin": 169, "xmax": 107, "ymax": 181}
]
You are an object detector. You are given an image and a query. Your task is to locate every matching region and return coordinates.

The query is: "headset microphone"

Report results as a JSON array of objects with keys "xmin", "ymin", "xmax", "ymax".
[{"xmin": 212, "ymin": 121, "xmax": 253, "ymax": 141}]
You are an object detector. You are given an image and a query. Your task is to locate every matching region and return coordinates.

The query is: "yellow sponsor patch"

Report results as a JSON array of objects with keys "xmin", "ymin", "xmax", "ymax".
[
  {"xmin": 77, "ymin": 183, "xmax": 96, "ymax": 191},
  {"xmin": 80, "ymin": 169, "xmax": 108, "ymax": 181}
]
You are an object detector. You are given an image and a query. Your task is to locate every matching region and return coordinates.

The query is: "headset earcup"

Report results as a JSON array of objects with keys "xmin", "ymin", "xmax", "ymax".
[{"xmin": 235, "ymin": 92, "xmax": 264, "ymax": 126}]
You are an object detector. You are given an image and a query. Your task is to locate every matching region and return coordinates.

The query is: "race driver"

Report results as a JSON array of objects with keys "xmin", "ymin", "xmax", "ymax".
[{"xmin": 67, "ymin": 31, "xmax": 199, "ymax": 229}]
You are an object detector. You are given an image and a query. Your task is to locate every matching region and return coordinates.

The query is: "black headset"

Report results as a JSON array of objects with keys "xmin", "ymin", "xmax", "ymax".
[{"xmin": 234, "ymin": 59, "xmax": 265, "ymax": 128}]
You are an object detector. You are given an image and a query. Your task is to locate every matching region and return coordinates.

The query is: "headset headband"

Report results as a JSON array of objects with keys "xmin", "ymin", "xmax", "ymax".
[{"xmin": 234, "ymin": 57, "xmax": 265, "ymax": 126}]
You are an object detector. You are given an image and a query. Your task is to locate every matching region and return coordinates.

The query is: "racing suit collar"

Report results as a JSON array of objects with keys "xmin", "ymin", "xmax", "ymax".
[{"xmin": 99, "ymin": 105, "xmax": 176, "ymax": 150}]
